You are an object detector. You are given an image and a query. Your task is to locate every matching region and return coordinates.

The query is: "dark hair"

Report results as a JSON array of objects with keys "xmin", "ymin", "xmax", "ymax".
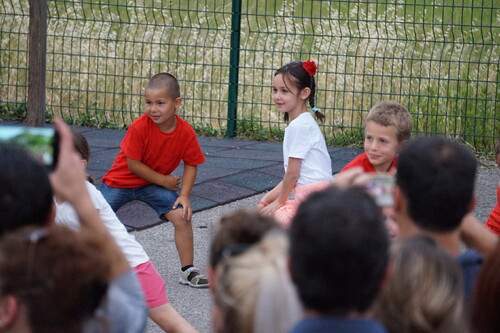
[
  {"xmin": 275, "ymin": 61, "xmax": 324, "ymax": 122},
  {"xmin": 396, "ymin": 137, "xmax": 477, "ymax": 232},
  {"xmin": 209, "ymin": 209, "xmax": 279, "ymax": 268},
  {"xmin": 147, "ymin": 72, "xmax": 181, "ymax": 99},
  {"xmin": 71, "ymin": 130, "xmax": 94, "ymax": 184},
  {"xmin": 0, "ymin": 225, "xmax": 109, "ymax": 333},
  {"xmin": 471, "ymin": 240, "xmax": 500, "ymax": 333},
  {"xmin": 72, "ymin": 130, "xmax": 90, "ymax": 162},
  {"xmin": 289, "ymin": 187, "xmax": 389, "ymax": 315},
  {"xmin": 0, "ymin": 145, "xmax": 53, "ymax": 237}
]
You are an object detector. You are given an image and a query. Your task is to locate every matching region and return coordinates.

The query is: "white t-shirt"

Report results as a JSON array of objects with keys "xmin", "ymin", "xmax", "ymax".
[
  {"xmin": 55, "ymin": 181, "xmax": 149, "ymax": 268},
  {"xmin": 283, "ymin": 112, "xmax": 333, "ymax": 186}
]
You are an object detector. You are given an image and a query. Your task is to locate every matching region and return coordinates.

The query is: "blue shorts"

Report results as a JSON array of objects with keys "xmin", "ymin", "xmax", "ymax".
[{"xmin": 100, "ymin": 183, "xmax": 179, "ymax": 221}]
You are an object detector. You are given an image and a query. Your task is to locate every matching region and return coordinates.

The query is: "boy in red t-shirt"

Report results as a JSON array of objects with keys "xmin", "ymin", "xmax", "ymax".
[
  {"xmin": 486, "ymin": 139, "xmax": 500, "ymax": 235},
  {"xmin": 101, "ymin": 73, "xmax": 208, "ymax": 288},
  {"xmin": 341, "ymin": 101, "xmax": 412, "ymax": 173}
]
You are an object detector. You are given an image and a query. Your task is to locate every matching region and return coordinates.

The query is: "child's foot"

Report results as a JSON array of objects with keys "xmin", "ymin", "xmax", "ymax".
[{"xmin": 179, "ymin": 266, "xmax": 209, "ymax": 288}]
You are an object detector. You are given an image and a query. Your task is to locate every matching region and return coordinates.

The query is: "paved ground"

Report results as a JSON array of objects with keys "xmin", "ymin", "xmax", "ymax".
[
  {"xmin": 1, "ymin": 121, "xmax": 497, "ymax": 332},
  {"xmin": 74, "ymin": 125, "xmax": 497, "ymax": 333},
  {"xmin": 75, "ymin": 125, "xmax": 363, "ymax": 230}
]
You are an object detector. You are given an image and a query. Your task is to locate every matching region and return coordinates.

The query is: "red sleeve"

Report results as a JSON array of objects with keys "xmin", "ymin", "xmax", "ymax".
[
  {"xmin": 178, "ymin": 119, "xmax": 205, "ymax": 166},
  {"xmin": 120, "ymin": 125, "xmax": 145, "ymax": 161}
]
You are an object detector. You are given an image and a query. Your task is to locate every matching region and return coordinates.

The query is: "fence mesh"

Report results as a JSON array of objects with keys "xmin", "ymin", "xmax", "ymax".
[{"xmin": 1, "ymin": 0, "xmax": 498, "ymax": 149}]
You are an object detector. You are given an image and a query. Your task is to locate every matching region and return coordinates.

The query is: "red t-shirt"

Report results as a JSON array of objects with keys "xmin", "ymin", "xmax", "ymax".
[
  {"xmin": 486, "ymin": 185, "xmax": 500, "ymax": 236},
  {"xmin": 341, "ymin": 152, "xmax": 397, "ymax": 173},
  {"xmin": 102, "ymin": 114, "xmax": 205, "ymax": 188}
]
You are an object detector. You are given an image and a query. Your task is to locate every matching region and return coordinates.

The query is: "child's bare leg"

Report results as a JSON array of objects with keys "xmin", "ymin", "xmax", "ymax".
[
  {"xmin": 149, "ymin": 303, "xmax": 198, "ymax": 333},
  {"xmin": 164, "ymin": 209, "xmax": 193, "ymax": 267}
]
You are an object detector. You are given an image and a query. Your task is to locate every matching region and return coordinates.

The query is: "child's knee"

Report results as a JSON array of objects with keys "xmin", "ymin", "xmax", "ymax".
[{"xmin": 164, "ymin": 209, "xmax": 191, "ymax": 227}]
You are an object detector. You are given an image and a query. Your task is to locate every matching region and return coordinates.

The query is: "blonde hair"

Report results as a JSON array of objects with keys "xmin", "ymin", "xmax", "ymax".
[
  {"xmin": 366, "ymin": 101, "xmax": 412, "ymax": 143},
  {"xmin": 214, "ymin": 230, "xmax": 301, "ymax": 333},
  {"xmin": 373, "ymin": 235, "xmax": 467, "ymax": 333}
]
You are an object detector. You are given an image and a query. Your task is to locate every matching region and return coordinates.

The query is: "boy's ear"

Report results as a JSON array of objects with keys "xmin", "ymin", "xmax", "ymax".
[{"xmin": 174, "ymin": 97, "xmax": 182, "ymax": 109}]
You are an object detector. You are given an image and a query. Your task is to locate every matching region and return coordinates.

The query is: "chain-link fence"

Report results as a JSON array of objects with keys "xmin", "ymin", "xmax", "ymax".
[{"xmin": 1, "ymin": 0, "xmax": 498, "ymax": 148}]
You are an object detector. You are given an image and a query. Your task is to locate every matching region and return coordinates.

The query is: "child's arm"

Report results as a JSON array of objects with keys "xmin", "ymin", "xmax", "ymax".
[
  {"xmin": 460, "ymin": 213, "xmax": 498, "ymax": 258},
  {"xmin": 127, "ymin": 157, "xmax": 180, "ymax": 190},
  {"xmin": 50, "ymin": 118, "xmax": 131, "ymax": 279},
  {"xmin": 262, "ymin": 157, "xmax": 301, "ymax": 215},
  {"xmin": 257, "ymin": 181, "xmax": 282, "ymax": 209},
  {"xmin": 173, "ymin": 164, "xmax": 197, "ymax": 222}
]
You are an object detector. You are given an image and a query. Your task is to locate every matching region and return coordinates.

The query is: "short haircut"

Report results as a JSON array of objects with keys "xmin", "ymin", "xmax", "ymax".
[
  {"xmin": 366, "ymin": 101, "xmax": 412, "ymax": 143},
  {"xmin": 209, "ymin": 209, "xmax": 279, "ymax": 268},
  {"xmin": 396, "ymin": 136, "xmax": 477, "ymax": 232},
  {"xmin": 0, "ymin": 145, "xmax": 53, "ymax": 237},
  {"xmin": 146, "ymin": 73, "xmax": 181, "ymax": 99},
  {"xmin": 374, "ymin": 234, "xmax": 465, "ymax": 333},
  {"xmin": 289, "ymin": 187, "xmax": 389, "ymax": 315}
]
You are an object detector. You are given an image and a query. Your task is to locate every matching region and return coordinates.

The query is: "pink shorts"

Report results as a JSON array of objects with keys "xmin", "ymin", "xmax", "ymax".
[
  {"xmin": 134, "ymin": 260, "xmax": 169, "ymax": 308},
  {"xmin": 275, "ymin": 181, "xmax": 331, "ymax": 228}
]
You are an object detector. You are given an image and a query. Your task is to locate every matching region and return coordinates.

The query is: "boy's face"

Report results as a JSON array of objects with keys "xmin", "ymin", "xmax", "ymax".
[
  {"xmin": 364, "ymin": 121, "xmax": 401, "ymax": 172},
  {"xmin": 145, "ymin": 88, "xmax": 181, "ymax": 132}
]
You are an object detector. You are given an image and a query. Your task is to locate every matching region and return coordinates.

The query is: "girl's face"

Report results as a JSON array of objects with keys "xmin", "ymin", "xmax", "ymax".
[{"xmin": 272, "ymin": 74, "xmax": 309, "ymax": 118}]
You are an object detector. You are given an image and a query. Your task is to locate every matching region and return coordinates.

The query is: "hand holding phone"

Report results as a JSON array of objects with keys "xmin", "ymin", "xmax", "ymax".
[{"xmin": 365, "ymin": 173, "xmax": 395, "ymax": 207}]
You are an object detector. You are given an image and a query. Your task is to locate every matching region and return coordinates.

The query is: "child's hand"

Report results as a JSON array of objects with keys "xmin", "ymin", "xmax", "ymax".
[
  {"xmin": 261, "ymin": 200, "xmax": 282, "ymax": 216},
  {"xmin": 162, "ymin": 174, "xmax": 181, "ymax": 191},
  {"xmin": 49, "ymin": 118, "xmax": 88, "ymax": 203},
  {"xmin": 173, "ymin": 195, "xmax": 192, "ymax": 222}
]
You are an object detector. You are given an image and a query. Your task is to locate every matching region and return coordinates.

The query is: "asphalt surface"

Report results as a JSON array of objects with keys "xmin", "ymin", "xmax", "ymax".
[{"xmin": 1, "ymin": 121, "xmax": 497, "ymax": 332}]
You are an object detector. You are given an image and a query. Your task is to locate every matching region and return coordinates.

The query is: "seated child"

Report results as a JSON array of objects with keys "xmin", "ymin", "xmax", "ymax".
[
  {"xmin": 55, "ymin": 131, "xmax": 198, "ymax": 333},
  {"xmin": 485, "ymin": 139, "xmax": 500, "ymax": 235},
  {"xmin": 341, "ymin": 100, "xmax": 412, "ymax": 173},
  {"xmin": 257, "ymin": 60, "xmax": 333, "ymax": 228},
  {"xmin": 99, "ymin": 72, "xmax": 208, "ymax": 288}
]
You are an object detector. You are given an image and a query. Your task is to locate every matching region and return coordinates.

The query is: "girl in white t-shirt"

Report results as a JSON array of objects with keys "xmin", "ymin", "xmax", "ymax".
[
  {"xmin": 257, "ymin": 60, "xmax": 333, "ymax": 227},
  {"xmin": 54, "ymin": 131, "xmax": 198, "ymax": 333}
]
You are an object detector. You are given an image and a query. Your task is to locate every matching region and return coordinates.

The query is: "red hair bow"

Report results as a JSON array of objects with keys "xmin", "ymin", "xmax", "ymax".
[{"xmin": 303, "ymin": 60, "xmax": 317, "ymax": 77}]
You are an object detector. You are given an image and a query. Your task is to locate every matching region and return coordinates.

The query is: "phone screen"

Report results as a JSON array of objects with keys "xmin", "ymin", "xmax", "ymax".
[
  {"xmin": 0, "ymin": 125, "xmax": 59, "ymax": 169},
  {"xmin": 366, "ymin": 173, "xmax": 395, "ymax": 207}
]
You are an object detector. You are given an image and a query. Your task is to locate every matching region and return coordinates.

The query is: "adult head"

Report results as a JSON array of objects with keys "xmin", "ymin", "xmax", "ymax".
[
  {"xmin": 395, "ymin": 136, "xmax": 477, "ymax": 234},
  {"xmin": 373, "ymin": 234, "xmax": 466, "ymax": 333},
  {"xmin": 0, "ymin": 145, "xmax": 54, "ymax": 237},
  {"xmin": 289, "ymin": 186, "xmax": 389, "ymax": 316},
  {"xmin": 209, "ymin": 209, "xmax": 300, "ymax": 333},
  {"xmin": 0, "ymin": 225, "xmax": 109, "ymax": 333}
]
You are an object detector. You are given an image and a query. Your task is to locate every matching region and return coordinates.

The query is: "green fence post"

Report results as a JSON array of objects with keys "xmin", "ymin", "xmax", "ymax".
[{"xmin": 226, "ymin": 0, "xmax": 242, "ymax": 137}]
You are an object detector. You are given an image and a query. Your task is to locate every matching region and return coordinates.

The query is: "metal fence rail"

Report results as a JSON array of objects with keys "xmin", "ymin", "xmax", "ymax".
[{"xmin": 1, "ymin": 0, "xmax": 498, "ymax": 148}]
